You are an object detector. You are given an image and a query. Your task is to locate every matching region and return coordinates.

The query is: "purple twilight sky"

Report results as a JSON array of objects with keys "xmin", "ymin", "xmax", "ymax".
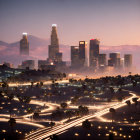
[{"xmin": 0, "ymin": 0, "xmax": 140, "ymax": 46}]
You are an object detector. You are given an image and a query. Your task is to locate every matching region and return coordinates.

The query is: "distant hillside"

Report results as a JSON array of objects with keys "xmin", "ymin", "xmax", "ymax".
[
  {"xmin": 0, "ymin": 35, "xmax": 70, "ymax": 66},
  {"xmin": 0, "ymin": 41, "xmax": 9, "ymax": 46}
]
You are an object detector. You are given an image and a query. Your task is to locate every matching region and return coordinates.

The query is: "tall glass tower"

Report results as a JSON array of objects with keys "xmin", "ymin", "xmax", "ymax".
[
  {"xmin": 20, "ymin": 33, "xmax": 29, "ymax": 56},
  {"xmin": 49, "ymin": 24, "xmax": 60, "ymax": 61},
  {"xmin": 79, "ymin": 41, "xmax": 88, "ymax": 67},
  {"xmin": 89, "ymin": 39, "xmax": 100, "ymax": 68}
]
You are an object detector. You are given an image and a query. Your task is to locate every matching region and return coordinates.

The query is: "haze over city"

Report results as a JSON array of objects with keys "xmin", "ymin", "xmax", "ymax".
[{"xmin": 0, "ymin": 0, "xmax": 140, "ymax": 140}]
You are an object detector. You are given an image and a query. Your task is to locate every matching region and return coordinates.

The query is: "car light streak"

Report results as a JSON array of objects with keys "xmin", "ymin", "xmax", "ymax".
[{"xmin": 25, "ymin": 92, "xmax": 139, "ymax": 140}]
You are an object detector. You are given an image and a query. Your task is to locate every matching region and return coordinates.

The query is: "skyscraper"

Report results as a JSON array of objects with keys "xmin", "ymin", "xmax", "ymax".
[
  {"xmin": 71, "ymin": 46, "xmax": 79, "ymax": 68},
  {"xmin": 20, "ymin": 33, "xmax": 29, "ymax": 55},
  {"xmin": 124, "ymin": 54, "xmax": 132, "ymax": 68},
  {"xmin": 108, "ymin": 53, "xmax": 120, "ymax": 68},
  {"xmin": 48, "ymin": 24, "xmax": 59, "ymax": 61},
  {"xmin": 89, "ymin": 39, "xmax": 100, "ymax": 68},
  {"xmin": 98, "ymin": 54, "xmax": 106, "ymax": 67},
  {"xmin": 79, "ymin": 41, "xmax": 88, "ymax": 67}
]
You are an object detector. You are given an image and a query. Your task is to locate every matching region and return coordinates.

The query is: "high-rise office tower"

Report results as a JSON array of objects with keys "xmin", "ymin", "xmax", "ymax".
[
  {"xmin": 124, "ymin": 54, "xmax": 132, "ymax": 68},
  {"xmin": 71, "ymin": 46, "xmax": 79, "ymax": 68},
  {"xmin": 98, "ymin": 54, "xmax": 106, "ymax": 67},
  {"xmin": 89, "ymin": 39, "xmax": 100, "ymax": 68},
  {"xmin": 108, "ymin": 53, "xmax": 120, "ymax": 68},
  {"xmin": 20, "ymin": 33, "xmax": 29, "ymax": 55},
  {"xmin": 48, "ymin": 24, "xmax": 59, "ymax": 61},
  {"xmin": 79, "ymin": 41, "xmax": 88, "ymax": 67}
]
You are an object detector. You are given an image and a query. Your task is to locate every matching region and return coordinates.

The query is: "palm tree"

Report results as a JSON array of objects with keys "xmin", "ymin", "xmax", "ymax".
[{"xmin": 109, "ymin": 108, "xmax": 116, "ymax": 123}]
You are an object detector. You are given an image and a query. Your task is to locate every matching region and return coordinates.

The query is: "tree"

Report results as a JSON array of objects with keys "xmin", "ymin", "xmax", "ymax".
[
  {"xmin": 63, "ymin": 73, "xmax": 66, "ymax": 78},
  {"xmin": 2, "ymin": 82, "xmax": 8, "ymax": 90},
  {"xmin": 132, "ymin": 98, "xmax": 138, "ymax": 103},
  {"xmin": 8, "ymin": 118, "xmax": 16, "ymax": 132},
  {"xmin": 82, "ymin": 119, "xmax": 91, "ymax": 130},
  {"xmin": 33, "ymin": 112, "xmax": 40, "ymax": 120},
  {"xmin": 125, "ymin": 100, "xmax": 131, "ymax": 108},
  {"xmin": 26, "ymin": 107, "xmax": 34, "ymax": 114},
  {"xmin": 40, "ymin": 82, "xmax": 43, "ymax": 87},
  {"xmin": 31, "ymin": 81, "xmax": 34, "ymax": 87},
  {"xmin": 60, "ymin": 102, "xmax": 68, "ymax": 109},
  {"xmin": 50, "ymin": 122, "xmax": 55, "ymax": 128},
  {"xmin": 132, "ymin": 81, "xmax": 137, "ymax": 87},
  {"xmin": 66, "ymin": 110, "xmax": 73, "ymax": 120},
  {"xmin": 50, "ymin": 134, "xmax": 59, "ymax": 140},
  {"xmin": 110, "ymin": 87, "xmax": 114, "ymax": 94},
  {"xmin": 109, "ymin": 108, "xmax": 116, "ymax": 123},
  {"xmin": 132, "ymin": 98, "xmax": 138, "ymax": 112},
  {"xmin": 78, "ymin": 105, "xmax": 89, "ymax": 116},
  {"xmin": 74, "ymin": 110, "xmax": 80, "ymax": 118}
]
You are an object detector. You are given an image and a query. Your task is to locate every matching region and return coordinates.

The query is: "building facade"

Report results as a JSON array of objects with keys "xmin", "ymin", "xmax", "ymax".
[
  {"xmin": 108, "ymin": 53, "xmax": 120, "ymax": 68},
  {"xmin": 21, "ymin": 60, "xmax": 35, "ymax": 70},
  {"xmin": 124, "ymin": 54, "xmax": 132, "ymax": 68},
  {"xmin": 48, "ymin": 24, "xmax": 59, "ymax": 61},
  {"xmin": 71, "ymin": 46, "xmax": 79, "ymax": 68},
  {"xmin": 79, "ymin": 41, "xmax": 88, "ymax": 67},
  {"xmin": 89, "ymin": 39, "xmax": 100, "ymax": 69},
  {"xmin": 98, "ymin": 54, "xmax": 106, "ymax": 67}
]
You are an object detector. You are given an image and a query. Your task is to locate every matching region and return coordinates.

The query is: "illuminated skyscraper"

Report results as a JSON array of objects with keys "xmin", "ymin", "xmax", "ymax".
[
  {"xmin": 71, "ymin": 46, "xmax": 79, "ymax": 68},
  {"xmin": 89, "ymin": 39, "xmax": 100, "ymax": 68},
  {"xmin": 48, "ymin": 24, "xmax": 59, "ymax": 61},
  {"xmin": 79, "ymin": 41, "xmax": 88, "ymax": 67},
  {"xmin": 124, "ymin": 54, "xmax": 132, "ymax": 68},
  {"xmin": 20, "ymin": 33, "xmax": 29, "ymax": 55}
]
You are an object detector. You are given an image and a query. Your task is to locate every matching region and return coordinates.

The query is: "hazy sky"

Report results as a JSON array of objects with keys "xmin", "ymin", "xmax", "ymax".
[{"xmin": 0, "ymin": 0, "xmax": 140, "ymax": 46}]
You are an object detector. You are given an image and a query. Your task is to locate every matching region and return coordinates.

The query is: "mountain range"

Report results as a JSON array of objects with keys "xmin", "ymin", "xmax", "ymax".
[{"xmin": 0, "ymin": 35, "xmax": 139, "ymax": 69}]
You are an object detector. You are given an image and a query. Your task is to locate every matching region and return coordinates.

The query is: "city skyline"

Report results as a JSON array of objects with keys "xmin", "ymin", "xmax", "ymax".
[
  {"xmin": 0, "ymin": 0, "xmax": 140, "ymax": 46},
  {"xmin": 0, "ymin": 1, "xmax": 140, "ymax": 139}
]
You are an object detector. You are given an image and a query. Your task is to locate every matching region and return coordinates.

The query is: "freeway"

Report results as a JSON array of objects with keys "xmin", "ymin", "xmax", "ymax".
[
  {"xmin": 0, "ymin": 79, "xmax": 68, "ymax": 128},
  {"xmin": 8, "ymin": 79, "xmax": 69, "ymax": 87},
  {"xmin": 25, "ymin": 92, "xmax": 139, "ymax": 140}
]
